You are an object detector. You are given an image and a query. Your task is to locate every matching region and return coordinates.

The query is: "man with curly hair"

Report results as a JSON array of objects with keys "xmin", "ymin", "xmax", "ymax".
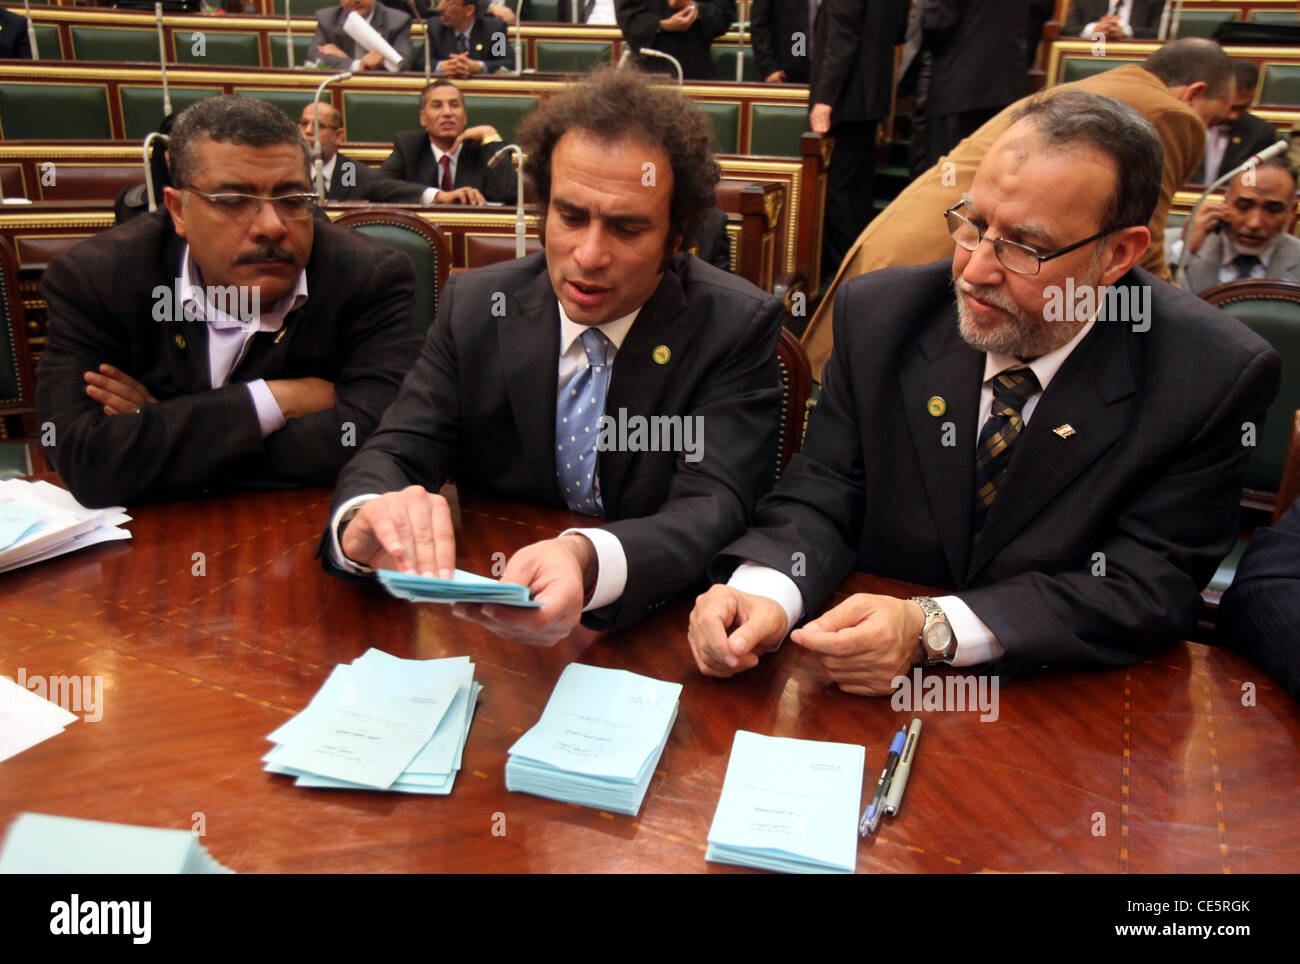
[{"xmin": 322, "ymin": 67, "xmax": 783, "ymax": 644}]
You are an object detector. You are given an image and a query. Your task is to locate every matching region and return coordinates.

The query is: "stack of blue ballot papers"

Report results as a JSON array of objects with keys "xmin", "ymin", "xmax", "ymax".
[
  {"xmin": 707, "ymin": 730, "xmax": 866, "ymax": 874},
  {"xmin": 262, "ymin": 648, "xmax": 481, "ymax": 794},
  {"xmin": 0, "ymin": 812, "xmax": 234, "ymax": 873},
  {"xmin": 505, "ymin": 663, "xmax": 682, "ymax": 816},
  {"xmin": 377, "ymin": 568, "xmax": 542, "ymax": 607}
]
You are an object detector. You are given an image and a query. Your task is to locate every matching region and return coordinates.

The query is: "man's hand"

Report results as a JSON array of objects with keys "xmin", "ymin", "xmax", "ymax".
[
  {"xmin": 452, "ymin": 534, "xmax": 595, "ymax": 646},
  {"xmin": 1187, "ymin": 200, "xmax": 1228, "ymax": 254},
  {"xmin": 765, "ymin": 69, "xmax": 787, "ymax": 83},
  {"xmin": 317, "ymin": 42, "xmax": 348, "ymax": 58},
  {"xmin": 1093, "ymin": 15, "xmax": 1126, "ymax": 40},
  {"xmin": 659, "ymin": 4, "xmax": 698, "ymax": 31},
  {"xmin": 341, "ymin": 485, "xmax": 455, "ymax": 577},
  {"xmin": 488, "ymin": 3, "xmax": 515, "ymax": 24},
  {"xmin": 687, "ymin": 585, "xmax": 788, "ymax": 678},
  {"xmin": 809, "ymin": 103, "xmax": 833, "ymax": 135},
  {"xmin": 452, "ymin": 125, "xmax": 502, "ymax": 149},
  {"xmin": 84, "ymin": 363, "xmax": 156, "ymax": 415},
  {"xmin": 434, "ymin": 186, "xmax": 488, "ymax": 205},
  {"xmin": 437, "ymin": 54, "xmax": 475, "ymax": 78},
  {"xmin": 790, "ymin": 594, "xmax": 925, "ymax": 697},
  {"xmin": 265, "ymin": 377, "xmax": 336, "ymax": 420},
  {"xmin": 359, "ymin": 50, "xmax": 385, "ymax": 71}
]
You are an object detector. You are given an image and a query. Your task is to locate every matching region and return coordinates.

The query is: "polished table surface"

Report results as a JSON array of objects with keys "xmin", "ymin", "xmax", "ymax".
[{"xmin": 1, "ymin": 485, "xmax": 1298, "ymax": 874}]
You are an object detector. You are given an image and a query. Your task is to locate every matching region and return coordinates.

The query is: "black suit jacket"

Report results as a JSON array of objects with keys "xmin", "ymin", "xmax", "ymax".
[
  {"xmin": 713, "ymin": 259, "xmax": 1281, "ymax": 670},
  {"xmin": 308, "ymin": 4, "xmax": 413, "ymax": 71},
  {"xmin": 616, "ymin": 0, "xmax": 736, "ymax": 81},
  {"xmin": 751, "ymin": 0, "xmax": 809, "ymax": 83},
  {"xmin": 36, "ymin": 211, "xmax": 422, "ymax": 508},
  {"xmin": 810, "ymin": 0, "xmax": 908, "ymax": 123},
  {"xmin": 923, "ymin": 0, "xmax": 1030, "ymax": 117},
  {"xmin": 1195, "ymin": 112, "xmax": 1281, "ymax": 183},
  {"xmin": 425, "ymin": 14, "xmax": 514, "ymax": 73},
  {"xmin": 377, "ymin": 130, "xmax": 517, "ymax": 203},
  {"xmin": 327, "ymin": 149, "xmax": 427, "ymax": 203},
  {"xmin": 326, "ymin": 251, "xmax": 782, "ymax": 632},
  {"xmin": 1064, "ymin": 0, "xmax": 1163, "ymax": 40},
  {"xmin": 0, "ymin": 9, "xmax": 32, "ymax": 59},
  {"xmin": 1219, "ymin": 498, "xmax": 1300, "ymax": 700}
]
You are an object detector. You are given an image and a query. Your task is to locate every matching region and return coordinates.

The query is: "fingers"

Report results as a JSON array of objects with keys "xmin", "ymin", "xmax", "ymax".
[
  {"xmin": 463, "ymin": 187, "xmax": 487, "ymax": 205},
  {"xmin": 346, "ymin": 487, "xmax": 454, "ymax": 576},
  {"xmin": 84, "ymin": 365, "xmax": 150, "ymax": 414},
  {"xmin": 455, "ymin": 542, "xmax": 584, "ymax": 646},
  {"xmin": 686, "ymin": 586, "xmax": 783, "ymax": 678}
]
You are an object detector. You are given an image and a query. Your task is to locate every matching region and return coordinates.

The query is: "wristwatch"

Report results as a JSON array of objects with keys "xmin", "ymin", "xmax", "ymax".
[{"xmin": 910, "ymin": 596, "xmax": 957, "ymax": 665}]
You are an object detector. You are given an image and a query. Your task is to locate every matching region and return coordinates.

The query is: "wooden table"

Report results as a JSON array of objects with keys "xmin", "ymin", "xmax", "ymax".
[{"xmin": 1, "ymin": 486, "xmax": 1297, "ymax": 874}]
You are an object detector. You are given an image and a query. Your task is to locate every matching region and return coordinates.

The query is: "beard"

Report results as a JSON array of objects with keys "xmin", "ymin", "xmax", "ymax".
[{"xmin": 953, "ymin": 267, "xmax": 1096, "ymax": 359}]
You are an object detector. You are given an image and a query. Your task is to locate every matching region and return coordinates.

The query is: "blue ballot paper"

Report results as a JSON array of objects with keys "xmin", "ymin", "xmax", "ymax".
[
  {"xmin": 377, "ymin": 568, "xmax": 543, "ymax": 607},
  {"xmin": 0, "ymin": 812, "xmax": 234, "ymax": 874},
  {"xmin": 0, "ymin": 504, "xmax": 46, "ymax": 551},
  {"xmin": 706, "ymin": 730, "xmax": 866, "ymax": 874},
  {"xmin": 506, "ymin": 663, "xmax": 682, "ymax": 815}
]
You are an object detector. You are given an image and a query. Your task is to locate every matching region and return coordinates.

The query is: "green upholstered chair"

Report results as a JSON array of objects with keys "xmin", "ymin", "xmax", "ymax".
[
  {"xmin": 710, "ymin": 45, "xmax": 758, "ymax": 83},
  {"xmin": 462, "ymin": 94, "xmax": 538, "ymax": 145},
  {"xmin": 269, "ymin": 34, "xmax": 315, "ymax": 69},
  {"xmin": 334, "ymin": 209, "xmax": 450, "ymax": 336},
  {"xmin": 70, "ymin": 26, "xmax": 160, "ymax": 63},
  {"xmin": 1259, "ymin": 65, "xmax": 1300, "ymax": 109},
  {"xmin": 774, "ymin": 326, "xmax": 812, "ymax": 480},
  {"xmin": 697, "ymin": 101, "xmax": 740, "ymax": 153},
  {"xmin": 31, "ymin": 24, "xmax": 62, "ymax": 59},
  {"xmin": 1059, "ymin": 56, "xmax": 1141, "ymax": 85},
  {"xmin": 120, "ymin": 87, "xmax": 223, "ymax": 139},
  {"xmin": 535, "ymin": 41, "xmax": 614, "ymax": 74},
  {"xmin": 236, "ymin": 88, "xmax": 317, "ymax": 122},
  {"xmin": 0, "ymin": 235, "xmax": 37, "ymax": 479},
  {"xmin": 340, "ymin": 92, "xmax": 420, "ymax": 143},
  {"xmin": 174, "ymin": 31, "xmax": 262, "ymax": 67},
  {"xmin": 530, "ymin": 0, "xmax": 562, "ymax": 20},
  {"xmin": 748, "ymin": 104, "xmax": 806, "ymax": 157},
  {"xmin": 0, "ymin": 83, "xmax": 112, "ymax": 140},
  {"xmin": 1250, "ymin": 11, "xmax": 1300, "ymax": 25},
  {"xmin": 1171, "ymin": 10, "xmax": 1235, "ymax": 39},
  {"xmin": 273, "ymin": 0, "xmax": 339, "ymax": 14}
]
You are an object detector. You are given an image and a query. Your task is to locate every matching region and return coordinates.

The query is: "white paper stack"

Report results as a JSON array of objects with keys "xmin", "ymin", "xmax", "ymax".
[
  {"xmin": 263, "ymin": 648, "xmax": 480, "ymax": 794},
  {"xmin": 706, "ymin": 730, "xmax": 865, "ymax": 874},
  {"xmin": 0, "ymin": 675, "xmax": 78, "ymax": 762},
  {"xmin": 0, "ymin": 479, "xmax": 131, "ymax": 573},
  {"xmin": 506, "ymin": 663, "xmax": 681, "ymax": 816},
  {"xmin": 0, "ymin": 812, "xmax": 234, "ymax": 873}
]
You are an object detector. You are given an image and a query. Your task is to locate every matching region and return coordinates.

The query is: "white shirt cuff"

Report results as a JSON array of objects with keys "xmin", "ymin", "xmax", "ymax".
[
  {"xmin": 937, "ymin": 595, "xmax": 1005, "ymax": 667},
  {"xmin": 350, "ymin": 58, "xmax": 362, "ymax": 70},
  {"xmin": 727, "ymin": 562, "xmax": 804, "ymax": 636},
  {"xmin": 421, "ymin": 187, "xmax": 439, "ymax": 205},
  {"xmin": 562, "ymin": 527, "xmax": 625, "ymax": 612},
  {"xmin": 1081, "ymin": 20, "xmax": 1101, "ymax": 36},
  {"xmin": 245, "ymin": 379, "xmax": 287, "ymax": 438},
  {"xmin": 329, "ymin": 493, "xmax": 381, "ymax": 574}
]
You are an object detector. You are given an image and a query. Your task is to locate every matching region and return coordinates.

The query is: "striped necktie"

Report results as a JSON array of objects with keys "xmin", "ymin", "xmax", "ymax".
[{"xmin": 972, "ymin": 368, "xmax": 1040, "ymax": 541}]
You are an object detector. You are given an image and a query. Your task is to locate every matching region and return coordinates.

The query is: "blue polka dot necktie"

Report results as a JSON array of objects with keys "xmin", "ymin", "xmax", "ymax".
[
  {"xmin": 972, "ymin": 367, "xmax": 1040, "ymax": 542},
  {"xmin": 556, "ymin": 328, "xmax": 612, "ymax": 515}
]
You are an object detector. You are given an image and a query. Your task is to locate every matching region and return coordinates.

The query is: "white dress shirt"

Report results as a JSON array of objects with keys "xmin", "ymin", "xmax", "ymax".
[
  {"xmin": 318, "ymin": 153, "xmax": 338, "ymax": 194},
  {"xmin": 177, "ymin": 245, "xmax": 308, "ymax": 438},
  {"xmin": 728, "ymin": 318, "xmax": 1098, "ymax": 667},
  {"xmin": 1080, "ymin": 0, "xmax": 1134, "ymax": 38},
  {"xmin": 419, "ymin": 140, "xmax": 464, "ymax": 205}
]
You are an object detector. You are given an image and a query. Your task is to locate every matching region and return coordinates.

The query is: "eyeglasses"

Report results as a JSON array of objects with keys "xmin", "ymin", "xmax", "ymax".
[
  {"xmin": 184, "ymin": 188, "xmax": 318, "ymax": 222},
  {"xmin": 944, "ymin": 201, "xmax": 1110, "ymax": 276}
]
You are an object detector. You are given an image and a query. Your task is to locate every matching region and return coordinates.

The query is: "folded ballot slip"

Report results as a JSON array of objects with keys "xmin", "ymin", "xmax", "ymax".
[
  {"xmin": 506, "ymin": 664, "xmax": 682, "ymax": 816},
  {"xmin": 0, "ymin": 812, "xmax": 233, "ymax": 874},
  {"xmin": 377, "ymin": 568, "xmax": 543, "ymax": 608},
  {"xmin": 263, "ymin": 649, "xmax": 480, "ymax": 795},
  {"xmin": 706, "ymin": 731, "xmax": 865, "ymax": 874}
]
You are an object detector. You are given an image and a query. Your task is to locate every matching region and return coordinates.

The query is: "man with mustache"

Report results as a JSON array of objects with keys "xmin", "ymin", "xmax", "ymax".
[
  {"xmin": 36, "ymin": 96, "xmax": 422, "ymax": 507},
  {"xmin": 1179, "ymin": 159, "xmax": 1300, "ymax": 295},
  {"xmin": 686, "ymin": 91, "xmax": 1280, "ymax": 692},
  {"xmin": 323, "ymin": 68, "xmax": 782, "ymax": 644}
]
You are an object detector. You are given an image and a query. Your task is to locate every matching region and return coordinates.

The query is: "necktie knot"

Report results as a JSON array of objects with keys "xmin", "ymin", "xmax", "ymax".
[
  {"xmin": 990, "ymin": 367, "xmax": 1040, "ymax": 414},
  {"xmin": 580, "ymin": 328, "xmax": 610, "ymax": 369},
  {"xmin": 1232, "ymin": 253, "xmax": 1261, "ymax": 280}
]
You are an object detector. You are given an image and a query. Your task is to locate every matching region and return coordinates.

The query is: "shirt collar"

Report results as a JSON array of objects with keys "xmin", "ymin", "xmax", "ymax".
[
  {"xmin": 558, "ymin": 303, "xmax": 640, "ymax": 357},
  {"xmin": 179, "ymin": 243, "xmax": 309, "ymax": 333},
  {"xmin": 982, "ymin": 317, "xmax": 1096, "ymax": 392},
  {"xmin": 321, "ymin": 153, "xmax": 338, "ymax": 186},
  {"xmin": 430, "ymin": 140, "xmax": 463, "ymax": 164},
  {"xmin": 1221, "ymin": 231, "xmax": 1283, "ymax": 268}
]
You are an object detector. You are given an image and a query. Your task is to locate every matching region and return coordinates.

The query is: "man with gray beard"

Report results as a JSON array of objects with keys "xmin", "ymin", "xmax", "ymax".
[{"xmin": 686, "ymin": 91, "xmax": 1280, "ymax": 694}]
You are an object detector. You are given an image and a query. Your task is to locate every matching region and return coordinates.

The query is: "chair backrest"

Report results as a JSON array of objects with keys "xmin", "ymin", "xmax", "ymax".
[
  {"xmin": 1274, "ymin": 409, "xmax": 1300, "ymax": 525},
  {"xmin": 0, "ymin": 235, "xmax": 35, "ymax": 425},
  {"xmin": 334, "ymin": 209, "xmax": 451, "ymax": 336},
  {"xmin": 774, "ymin": 325, "xmax": 812, "ymax": 480},
  {"xmin": 1199, "ymin": 279, "xmax": 1300, "ymax": 511}
]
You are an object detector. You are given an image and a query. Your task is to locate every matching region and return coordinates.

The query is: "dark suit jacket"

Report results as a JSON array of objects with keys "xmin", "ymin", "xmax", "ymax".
[
  {"xmin": 714, "ymin": 259, "xmax": 1281, "ymax": 670},
  {"xmin": 377, "ymin": 130, "xmax": 517, "ymax": 203},
  {"xmin": 1064, "ymin": 0, "xmax": 1163, "ymax": 40},
  {"xmin": 810, "ymin": 0, "xmax": 908, "ymax": 124},
  {"xmin": 1219, "ymin": 498, "xmax": 1300, "ymax": 700},
  {"xmin": 309, "ymin": 4, "xmax": 413, "ymax": 71},
  {"xmin": 923, "ymin": 0, "xmax": 1030, "ymax": 117},
  {"xmin": 616, "ymin": 0, "xmax": 736, "ymax": 81},
  {"xmin": 326, "ymin": 149, "xmax": 427, "ymax": 203},
  {"xmin": 425, "ymin": 13, "xmax": 514, "ymax": 73},
  {"xmin": 751, "ymin": 0, "xmax": 809, "ymax": 83},
  {"xmin": 36, "ymin": 211, "xmax": 422, "ymax": 508},
  {"xmin": 1185, "ymin": 231, "xmax": 1300, "ymax": 295},
  {"xmin": 1195, "ymin": 112, "xmax": 1281, "ymax": 183},
  {"xmin": 326, "ymin": 251, "xmax": 783, "ymax": 632},
  {"xmin": 0, "ymin": 9, "xmax": 33, "ymax": 59}
]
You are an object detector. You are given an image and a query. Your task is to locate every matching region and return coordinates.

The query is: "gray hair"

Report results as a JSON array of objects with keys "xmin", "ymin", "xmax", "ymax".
[
  {"xmin": 1010, "ymin": 90, "xmax": 1163, "ymax": 235},
  {"xmin": 168, "ymin": 95, "xmax": 310, "ymax": 188}
]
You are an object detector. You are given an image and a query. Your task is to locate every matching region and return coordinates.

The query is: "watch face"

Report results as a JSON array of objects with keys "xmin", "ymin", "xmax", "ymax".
[{"xmin": 925, "ymin": 622, "xmax": 954, "ymax": 654}]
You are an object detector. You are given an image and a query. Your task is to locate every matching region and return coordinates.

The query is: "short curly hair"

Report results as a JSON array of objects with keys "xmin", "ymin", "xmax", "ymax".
[{"xmin": 518, "ymin": 67, "xmax": 720, "ymax": 248}]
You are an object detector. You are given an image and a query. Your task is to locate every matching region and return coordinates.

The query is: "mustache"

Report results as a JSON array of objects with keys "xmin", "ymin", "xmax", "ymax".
[
  {"xmin": 236, "ymin": 246, "xmax": 296, "ymax": 265},
  {"xmin": 954, "ymin": 277, "xmax": 1021, "ymax": 316}
]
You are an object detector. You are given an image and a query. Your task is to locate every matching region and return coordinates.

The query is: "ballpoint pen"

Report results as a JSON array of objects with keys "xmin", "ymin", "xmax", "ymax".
[{"xmin": 859, "ymin": 725, "xmax": 907, "ymax": 836}]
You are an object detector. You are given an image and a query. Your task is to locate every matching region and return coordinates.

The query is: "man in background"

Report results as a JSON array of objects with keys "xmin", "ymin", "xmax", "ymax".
[{"xmin": 308, "ymin": 0, "xmax": 413, "ymax": 72}]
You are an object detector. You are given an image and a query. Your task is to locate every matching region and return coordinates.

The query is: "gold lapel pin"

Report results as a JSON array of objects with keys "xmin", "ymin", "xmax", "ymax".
[
  {"xmin": 174, "ymin": 334, "xmax": 186, "ymax": 350},
  {"xmin": 652, "ymin": 345, "xmax": 671, "ymax": 365},
  {"xmin": 1053, "ymin": 424, "xmax": 1077, "ymax": 439},
  {"xmin": 927, "ymin": 395, "xmax": 946, "ymax": 417}
]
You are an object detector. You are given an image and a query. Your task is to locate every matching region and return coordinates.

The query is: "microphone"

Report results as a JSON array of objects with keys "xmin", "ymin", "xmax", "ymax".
[
  {"xmin": 618, "ymin": 47, "xmax": 684, "ymax": 86},
  {"xmin": 406, "ymin": 0, "xmax": 431, "ymax": 81},
  {"xmin": 142, "ymin": 131, "xmax": 169, "ymax": 213},
  {"xmin": 22, "ymin": 0, "xmax": 38, "ymax": 60},
  {"xmin": 1175, "ymin": 139, "xmax": 1290, "ymax": 288},
  {"xmin": 155, "ymin": 3, "xmax": 172, "ymax": 116},
  {"xmin": 514, "ymin": 4, "xmax": 523, "ymax": 75},
  {"xmin": 311, "ymin": 72, "xmax": 352, "ymax": 200},
  {"xmin": 285, "ymin": 0, "xmax": 295, "ymax": 69},
  {"xmin": 489, "ymin": 144, "xmax": 527, "ymax": 258}
]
